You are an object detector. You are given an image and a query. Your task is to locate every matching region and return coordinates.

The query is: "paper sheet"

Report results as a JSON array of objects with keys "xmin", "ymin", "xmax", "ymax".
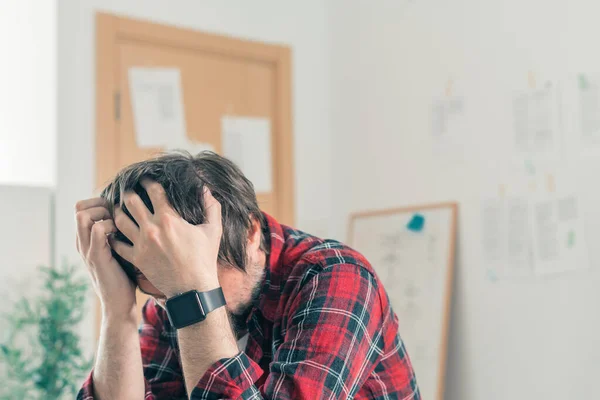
[
  {"xmin": 531, "ymin": 193, "xmax": 588, "ymax": 275},
  {"xmin": 129, "ymin": 68, "xmax": 187, "ymax": 148},
  {"xmin": 512, "ymin": 85, "xmax": 561, "ymax": 157},
  {"xmin": 482, "ymin": 197, "xmax": 533, "ymax": 278},
  {"xmin": 482, "ymin": 163, "xmax": 589, "ymax": 279},
  {"xmin": 578, "ymin": 74, "xmax": 600, "ymax": 145},
  {"xmin": 482, "ymin": 199, "xmax": 505, "ymax": 263},
  {"xmin": 222, "ymin": 116, "xmax": 273, "ymax": 193},
  {"xmin": 128, "ymin": 67, "xmax": 215, "ymax": 155},
  {"xmin": 506, "ymin": 198, "xmax": 531, "ymax": 264},
  {"xmin": 431, "ymin": 97, "xmax": 467, "ymax": 160}
]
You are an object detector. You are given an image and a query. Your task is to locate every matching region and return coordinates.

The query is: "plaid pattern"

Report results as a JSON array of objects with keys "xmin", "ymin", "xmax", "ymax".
[{"xmin": 78, "ymin": 214, "xmax": 420, "ymax": 399}]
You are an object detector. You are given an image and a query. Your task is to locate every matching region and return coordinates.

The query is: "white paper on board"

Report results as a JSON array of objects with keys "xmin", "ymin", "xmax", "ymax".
[
  {"xmin": 128, "ymin": 67, "xmax": 187, "ymax": 148},
  {"xmin": 221, "ymin": 116, "xmax": 273, "ymax": 193}
]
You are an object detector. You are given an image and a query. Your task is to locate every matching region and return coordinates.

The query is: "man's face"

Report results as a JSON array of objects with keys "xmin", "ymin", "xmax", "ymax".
[{"xmin": 135, "ymin": 270, "xmax": 167, "ymax": 307}]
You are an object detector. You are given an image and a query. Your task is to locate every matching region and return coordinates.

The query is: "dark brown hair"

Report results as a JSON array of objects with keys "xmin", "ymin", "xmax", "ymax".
[{"xmin": 100, "ymin": 151, "xmax": 266, "ymax": 283}]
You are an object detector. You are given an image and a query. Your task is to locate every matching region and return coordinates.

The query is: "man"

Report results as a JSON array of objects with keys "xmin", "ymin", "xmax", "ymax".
[{"xmin": 76, "ymin": 151, "xmax": 419, "ymax": 399}]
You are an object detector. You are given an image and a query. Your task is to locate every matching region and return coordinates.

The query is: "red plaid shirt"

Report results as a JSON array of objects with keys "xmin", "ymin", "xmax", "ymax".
[{"xmin": 78, "ymin": 214, "xmax": 419, "ymax": 399}]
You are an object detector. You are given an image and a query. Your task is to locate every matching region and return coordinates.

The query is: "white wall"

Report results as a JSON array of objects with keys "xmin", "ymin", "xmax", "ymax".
[
  {"xmin": 56, "ymin": 0, "xmax": 331, "ymax": 354},
  {"xmin": 0, "ymin": 2, "xmax": 56, "ymax": 378},
  {"xmin": 55, "ymin": 1, "xmax": 600, "ymax": 397},
  {"xmin": 0, "ymin": 1, "xmax": 56, "ymax": 187},
  {"xmin": 0, "ymin": 186, "xmax": 53, "ymax": 313},
  {"xmin": 328, "ymin": 1, "xmax": 600, "ymax": 399}
]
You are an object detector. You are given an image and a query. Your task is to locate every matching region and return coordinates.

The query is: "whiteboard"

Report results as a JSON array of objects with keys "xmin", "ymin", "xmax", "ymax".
[{"xmin": 348, "ymin": 203, "xmax": 457, "ymax": 400}]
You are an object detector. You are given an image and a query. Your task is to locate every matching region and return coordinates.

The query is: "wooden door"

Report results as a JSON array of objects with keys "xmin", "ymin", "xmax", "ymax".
[{"xmin": 95, "ymin": 13, "xmax": 294, "ymax": 329}]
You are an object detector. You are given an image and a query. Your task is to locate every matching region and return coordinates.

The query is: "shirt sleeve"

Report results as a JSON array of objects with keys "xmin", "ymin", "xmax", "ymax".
[
  {"xmin": 191, "ymin": 263, "xmax": 415, "ymax": 399},
  {"xmin": 77, "ymin": 300, "xmax": 187, "ymax": 400}
]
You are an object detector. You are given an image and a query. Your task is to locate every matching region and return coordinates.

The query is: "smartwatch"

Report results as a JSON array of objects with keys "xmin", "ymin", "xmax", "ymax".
[{"xmin": 165, "ymin": 287, "xmax": 226, "ymax": 329}]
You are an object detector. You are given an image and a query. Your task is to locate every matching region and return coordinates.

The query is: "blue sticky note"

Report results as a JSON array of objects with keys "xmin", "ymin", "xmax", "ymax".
[{"xmin": 407, "ymin": 213, "xmax": 425, "ymax": 232}]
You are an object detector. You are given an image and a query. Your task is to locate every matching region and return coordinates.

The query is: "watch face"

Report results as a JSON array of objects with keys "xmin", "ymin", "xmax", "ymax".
[{"xmin": 166, "ymin": 291, "xmax": 205, "ymax": 328}]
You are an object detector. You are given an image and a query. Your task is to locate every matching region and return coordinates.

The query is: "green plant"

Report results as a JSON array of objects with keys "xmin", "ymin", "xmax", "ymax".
[{"xmin": 0, "ymin": 262, "xmax": 93, "ymax": 400}]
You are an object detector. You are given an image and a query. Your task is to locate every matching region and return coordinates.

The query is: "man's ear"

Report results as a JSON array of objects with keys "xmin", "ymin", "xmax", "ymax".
[{"xmin": 247, "ymin": 216, "xmax": 262, "ymax": 252}]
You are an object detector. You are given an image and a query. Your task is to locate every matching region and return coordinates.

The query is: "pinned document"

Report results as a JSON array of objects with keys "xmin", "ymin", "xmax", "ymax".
[
  {"xmin": 129, "ymin": 67, "xmax": 187, "ymax": 148},
  {"xmin": 222, "ymin": 116, "xmax": 273, "ymax": 193}
]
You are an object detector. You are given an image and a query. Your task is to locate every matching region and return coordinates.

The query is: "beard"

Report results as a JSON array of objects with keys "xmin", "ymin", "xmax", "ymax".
[
  {"xmin": 228, "ymin": 274, "xmax": 264, "ymax": 338},
  {"xmin": 229, "ymin": 307, "xmax": 253, "ymax": 339}
]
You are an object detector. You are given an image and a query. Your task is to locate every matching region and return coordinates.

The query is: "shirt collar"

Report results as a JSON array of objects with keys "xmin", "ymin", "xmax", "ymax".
[{"xmin": 255, "ymin": 212, "xmax": 286, "ymax": 322}]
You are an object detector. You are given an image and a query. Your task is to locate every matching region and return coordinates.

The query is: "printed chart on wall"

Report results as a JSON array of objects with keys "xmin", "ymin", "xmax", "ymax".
[
  {"xmin": 512, "ymin": 73, "xmax": 563, "ymax": 160},
  {"xmin": 348, "ymin": 203, "xmax": 457, "ymax": 400},
  {"xmin": 562, "ymin": 73, "xmax": 600, "ymax": 155},
  {"xmin": 481, "ymin": 162, "xmax": 589, "ymax": 280},
  {"xmin": 575, "ymin": 74, "xmax": 600, "ymax": 147},
  {"xmin": 431, "ymin": 78, "xmax": 468, "ymax": 163},
  {"xmin": 530, "ymin": 178, "xmax": 588, "ymax": 276}
]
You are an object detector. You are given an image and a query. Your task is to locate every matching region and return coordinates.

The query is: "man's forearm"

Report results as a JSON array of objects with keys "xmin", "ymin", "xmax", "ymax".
[
  {"xmin": 177, "ymin": 306, "xmax": 239, "ymax": 397},
  {"xmin": 93, "ymin": 312, "xmax": 145, "ymax": 400}
]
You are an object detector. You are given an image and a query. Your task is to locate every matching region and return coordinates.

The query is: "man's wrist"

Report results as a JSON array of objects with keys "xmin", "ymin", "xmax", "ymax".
[
  {"xmin": 101, "ymin": 301, "xmax": 138, "ymax": 324},
  {"xmin": 101, "ymin": 307, "xmax": 138, "ymax": 328},
  {"xmin": 176, "ymin": 305, "xmax": 238, "ymax": 397}
]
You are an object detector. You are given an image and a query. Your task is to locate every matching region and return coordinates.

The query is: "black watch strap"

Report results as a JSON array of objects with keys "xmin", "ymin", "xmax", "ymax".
[
  {"xmin": 165, "ymin": 287, "xmax": 226, "ymax": 329},
  {"xmin": 199, "ymin": 287, "xmax": 226, "ymax": 313}
]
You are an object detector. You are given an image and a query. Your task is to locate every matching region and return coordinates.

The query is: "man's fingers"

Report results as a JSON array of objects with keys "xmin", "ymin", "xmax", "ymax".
[
  {"xmin": 75, "ymin": 206, "xmax": 111, "ymax": 253},
  {"xmin": 75, "ymin": 206, "xmax": 111, "ymax": 223},
  {"xmin": 109, "ymin": 237, "xmax": 134, "ymax": 263},
  {"xmin": 114, "ymin": 207, "xmax": 140, "ymax": 244},
  {"xmin": 89, "ymin": 219, "xmax": 117, "ymax": 257},
  {"xmin": 203, "ymin": 187, "xmax": 222, "ymax": 229},
  {"xmin": 123, "ymin": 192, "xmax": 151, "ymax": 226},
  {"xmin": 75, "ymin": 197, "xmax": 108, "ymax": 212},
  {"xmin": 140, "ymin": 179, "xmax": 169, "ymax": 212}
]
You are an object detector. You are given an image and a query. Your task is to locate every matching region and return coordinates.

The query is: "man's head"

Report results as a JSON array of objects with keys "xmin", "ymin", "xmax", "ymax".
[{"xmin": 101, "ymin": 151, "xmax": 268, "ymax": 331}]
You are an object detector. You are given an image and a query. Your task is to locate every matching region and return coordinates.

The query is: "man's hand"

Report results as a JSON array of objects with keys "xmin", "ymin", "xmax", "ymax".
[
  {"xmin": 111, "ymin": 182, "xmax": 238, "ymax": 396},
  {"xmin": 75, "ymin": 198, "xmax": 137, "ymax": 319},
  {"xmin": 76, "ymin": 198, "xmax": 146, "ymax": 399},
  {"xmin": 111, "ymin": 181, "xmax": 222, "ymax": 298}
]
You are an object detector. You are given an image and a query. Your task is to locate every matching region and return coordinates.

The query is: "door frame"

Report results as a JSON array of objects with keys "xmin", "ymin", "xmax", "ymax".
[
  {"xmin": 96, "ymin": 12, "xmax": 294, "ymax": 223},
  {"xmin": 95, "ymin": 12, "xmax": 294, "ymax": 334}
]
